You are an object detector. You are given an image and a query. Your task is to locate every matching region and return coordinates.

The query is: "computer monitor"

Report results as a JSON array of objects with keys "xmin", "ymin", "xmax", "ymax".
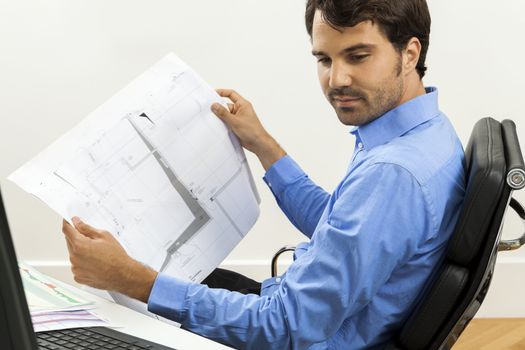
[{"xmin": 0, "ymin": 188, "xmax": 39, "ymax": 349}]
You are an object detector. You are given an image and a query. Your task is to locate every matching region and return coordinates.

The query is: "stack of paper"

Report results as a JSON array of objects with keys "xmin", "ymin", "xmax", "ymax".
[
  {"xmin": 20, "ymin": 263, "xmax": 111, "ymax": 332},
  {"xmin": 31, "ymin": 310, "xmax": 109, "ymax": 333}
]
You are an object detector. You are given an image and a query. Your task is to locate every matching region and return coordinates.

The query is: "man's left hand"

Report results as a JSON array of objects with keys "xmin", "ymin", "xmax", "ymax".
[{"xmin": 62, "ymin": 217, "xmax": 157, "ymax": 303}]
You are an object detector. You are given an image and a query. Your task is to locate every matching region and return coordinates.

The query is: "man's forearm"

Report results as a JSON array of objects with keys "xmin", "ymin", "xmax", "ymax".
[
  {"xmin": 254, "ymin": 136, "xmax": 287, "ymax": 171},
  {"xmin": 117, "ymin": 259, "xmax": 158, "ymax": 303}
]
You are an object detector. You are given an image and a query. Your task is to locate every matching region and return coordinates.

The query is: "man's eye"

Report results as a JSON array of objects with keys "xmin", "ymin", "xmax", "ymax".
[
  {"xmin": 317, "ymin": 57, "xmax": 331, "ymax": 66},
  {"xmin": 348, "ymin": 54, "xmax": 369, "ymax": 63}
]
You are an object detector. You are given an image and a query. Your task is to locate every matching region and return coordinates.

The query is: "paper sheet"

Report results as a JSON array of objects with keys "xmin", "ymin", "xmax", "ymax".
[
  {"xmin": 10, "ymin": 52, "xmax": 261, "ymax": 316},
  {"xmin": 32, "ymin": 310, "xmax": 111, "ymax": 333},
  {"xmin": 20, "ymin": 263, "xmax": 92, "ymax": 313}
]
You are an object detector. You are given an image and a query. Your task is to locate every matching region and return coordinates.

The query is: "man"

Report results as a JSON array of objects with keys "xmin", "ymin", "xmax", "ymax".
[{"xmin": 62, "ymin": 0, "xmax": 466, "ymax": 349}]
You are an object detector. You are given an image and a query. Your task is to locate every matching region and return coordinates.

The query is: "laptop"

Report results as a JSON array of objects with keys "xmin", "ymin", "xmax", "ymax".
[{"xmin": 0, "ymin": 188, "xmax": 176, "ymax": 350}]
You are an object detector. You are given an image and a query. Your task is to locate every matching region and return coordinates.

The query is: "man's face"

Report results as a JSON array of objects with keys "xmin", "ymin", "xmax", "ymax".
[{"xmin": 312, "ymin": 11, "xmax": 406, "ymax": 126}]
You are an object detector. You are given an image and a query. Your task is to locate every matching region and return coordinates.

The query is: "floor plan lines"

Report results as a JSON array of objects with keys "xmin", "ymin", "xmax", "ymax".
[
  {"xmin": 9, "ymin": 53, "xmax": 261, "ymax": 320},
  {"xmin": 127, "ymin": 115, "xmax": 211, "ymax": 271}
]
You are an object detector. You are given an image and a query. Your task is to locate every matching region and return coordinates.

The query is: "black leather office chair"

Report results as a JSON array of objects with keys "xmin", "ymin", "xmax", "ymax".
[{"xmin": 271, "ymin": 118, "xmax": 525, "ymax": 350}]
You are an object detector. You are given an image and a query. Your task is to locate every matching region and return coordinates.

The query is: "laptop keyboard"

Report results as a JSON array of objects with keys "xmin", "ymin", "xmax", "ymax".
[{"xmin": 37, "ymin": 327, "xmax": 172, "ymax": 350}]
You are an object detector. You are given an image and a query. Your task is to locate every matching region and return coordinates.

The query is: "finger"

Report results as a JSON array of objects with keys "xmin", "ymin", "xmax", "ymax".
[
  {"xmin": 64, "ymin": 233, "xmax": 74, "ymax": 250},
  {"xmin": 62, "ymin": 219, "xmax": 83, "ymax": 243},
  {"xmin": 63, "ymin": 220, "xmax": 84, "ymax": 254},
  {"xmin": 72, "ymin": 217, "xmax": 104, "ymax": 239},
  {"xmin": 73, "ymin": 273, "xmax": 88, "ymax": 285},
  {"xmin": 216, "ymin": 89, "xmax": 245, "ymax": 104},
  {"xmin": 211, "ymin": 103, "xmax": 235, "ymax": 124},
  {"xmin": 227, "ymin": 103, "xmax": 235, "ymax": 113},
  {"xmin": 64, "ymin": 231, "xmax": 77, "ymax": 252}
]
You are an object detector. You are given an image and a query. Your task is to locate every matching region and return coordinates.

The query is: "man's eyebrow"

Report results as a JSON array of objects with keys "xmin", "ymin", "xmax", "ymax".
[{"xmin": 312, "ymin": 43, "xmax": 376, "ymax": 57}]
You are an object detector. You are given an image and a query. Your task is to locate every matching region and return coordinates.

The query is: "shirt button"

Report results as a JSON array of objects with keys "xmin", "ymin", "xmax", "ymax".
[
  {"xmin": 358, "ymin": 142, "xmax": 363, "ymax": 149},
  {"xmin": 275, "ymin": 277, "xmax": 281, "ymax": 283}
]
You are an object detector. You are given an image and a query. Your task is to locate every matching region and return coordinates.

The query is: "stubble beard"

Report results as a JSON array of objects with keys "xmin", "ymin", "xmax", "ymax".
[{"xmin": 330, "ymin": 57, "xmax": 405, "ymax": 126}]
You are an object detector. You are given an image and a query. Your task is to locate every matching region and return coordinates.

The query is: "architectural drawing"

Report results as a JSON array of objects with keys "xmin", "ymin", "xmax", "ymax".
[{"xmin": 9, "ymin": 53, "xmax": 261, "ymax": 311}]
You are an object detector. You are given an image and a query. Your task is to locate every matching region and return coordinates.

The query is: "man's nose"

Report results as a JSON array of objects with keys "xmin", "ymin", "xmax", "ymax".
[{"xmin": 329, "ymin": 62, "xmax": 352, "ymax": 89}]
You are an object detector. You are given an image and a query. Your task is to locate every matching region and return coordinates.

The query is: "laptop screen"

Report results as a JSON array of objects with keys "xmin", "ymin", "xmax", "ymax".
[{"xmin": 0, "ymin": 188, "xmax": 38, "ymax": 349}]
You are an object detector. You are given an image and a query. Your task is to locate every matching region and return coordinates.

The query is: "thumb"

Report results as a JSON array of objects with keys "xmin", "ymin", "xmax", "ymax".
[
  {"xmin": 72, "ymin": 217, "xmax": 104, "ymax": 239},
  {"xmin": 211, "ymin": 103, "xmax": 234, "ymax": 124}
]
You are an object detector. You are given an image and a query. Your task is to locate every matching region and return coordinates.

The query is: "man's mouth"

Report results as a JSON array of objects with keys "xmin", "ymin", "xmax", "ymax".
[{"xmin": 332, "ymin": 96, "xmax": 362, "ymax": 107}]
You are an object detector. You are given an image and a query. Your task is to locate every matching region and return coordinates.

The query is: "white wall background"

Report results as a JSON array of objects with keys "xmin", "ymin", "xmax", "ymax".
[{"xmin": 0, "ymin": 0, "xmax": 524, "ymax": 317}]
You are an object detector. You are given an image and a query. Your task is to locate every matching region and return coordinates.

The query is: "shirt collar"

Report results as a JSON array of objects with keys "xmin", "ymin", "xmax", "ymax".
[{"xmin": 350, "ymin": 87, "xmax": 440, "ymax": 150}]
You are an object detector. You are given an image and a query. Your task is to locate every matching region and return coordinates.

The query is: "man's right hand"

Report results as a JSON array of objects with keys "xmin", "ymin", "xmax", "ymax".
[{"xmin": 211, "ymin": 89, "xmax": 286, "ymax": 170}]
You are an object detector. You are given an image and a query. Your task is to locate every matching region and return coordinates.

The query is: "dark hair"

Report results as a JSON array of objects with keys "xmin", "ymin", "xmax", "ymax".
[{"xmin": 305, "ymin": 0, "xmax": 431, "ymax": 78}]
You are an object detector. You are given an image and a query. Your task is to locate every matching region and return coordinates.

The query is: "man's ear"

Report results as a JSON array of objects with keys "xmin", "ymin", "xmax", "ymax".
[{"xmin": 403, "ymin": 37, "xmax": 422, "ymax": 76}]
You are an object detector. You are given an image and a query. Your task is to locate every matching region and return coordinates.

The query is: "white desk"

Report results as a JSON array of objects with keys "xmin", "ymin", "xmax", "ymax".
[{"xmin": 47, "ymin": 278, "xmax": 232, "ymax": 350}]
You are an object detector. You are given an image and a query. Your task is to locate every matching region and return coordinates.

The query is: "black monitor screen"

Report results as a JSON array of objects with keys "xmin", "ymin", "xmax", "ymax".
[{"xmin": 0, "ymin": 189, "xmax": 38, "ymax": 349}]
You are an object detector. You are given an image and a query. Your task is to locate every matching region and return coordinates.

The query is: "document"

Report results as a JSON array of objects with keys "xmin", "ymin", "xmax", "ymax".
[
  {"xmin": 9, "ymin": 53, "xmax": 261, "ymax": 314},
  {"xmin": 20, "ymin": 263, "xmax": 111, "ymax": 332},
  {"xmin": 20, "ymin": 263, "xmax": 92, "ymax": 313},
  {"xmin": 31, "ymin": 310, "xmax": 111, "ymax": 333}
]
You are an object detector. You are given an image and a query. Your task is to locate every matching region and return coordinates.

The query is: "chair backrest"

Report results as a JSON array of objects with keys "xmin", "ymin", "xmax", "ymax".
[{"xmin": 386, "ymin": 118, "xmax": 525, "ymax": 350}]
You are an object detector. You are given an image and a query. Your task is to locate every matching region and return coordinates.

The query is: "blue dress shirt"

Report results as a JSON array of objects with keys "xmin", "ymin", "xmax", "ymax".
[{"xmin": 147, "ymin": 87, "xmax": 466, "ymax": 349}]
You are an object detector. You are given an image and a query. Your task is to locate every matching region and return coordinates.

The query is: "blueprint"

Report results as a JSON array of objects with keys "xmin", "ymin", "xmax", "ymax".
[{"xmin": 9, "ymin": 53, "xmax": 261, "ymax": 311}]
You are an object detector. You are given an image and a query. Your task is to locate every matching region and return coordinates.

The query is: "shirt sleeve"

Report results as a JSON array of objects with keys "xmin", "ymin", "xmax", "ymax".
[
  {"xmin": 148, "ymin": 162, "xmax": 432, "ymax": 350},
  {"xmin": 263, "ymin": 155, "xmax": 330, "ymax": 238}
]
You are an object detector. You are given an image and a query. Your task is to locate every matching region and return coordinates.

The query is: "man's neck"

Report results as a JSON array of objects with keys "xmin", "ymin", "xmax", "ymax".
[{"xmin": 398, "ymin": 74, "xmax": 427, "ymax": 106}]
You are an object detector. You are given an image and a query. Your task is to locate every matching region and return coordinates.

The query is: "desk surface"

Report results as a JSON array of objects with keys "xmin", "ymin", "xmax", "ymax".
[{"xmin": 52, "ymin": 279, "xmax": 232, "ymax": 350}]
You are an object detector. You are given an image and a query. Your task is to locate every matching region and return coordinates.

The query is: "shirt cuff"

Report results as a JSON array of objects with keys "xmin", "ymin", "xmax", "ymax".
[
  {"xmin": 263, "ymin": 155, "xmax": 306, "ymax": 195},
  {"xmin": 260, "ymin": 276, "xmax": 283, "ymax": 297},
  {"xmin": 147, "ymin": 273, "xmax": 190, "ymax": 323}
]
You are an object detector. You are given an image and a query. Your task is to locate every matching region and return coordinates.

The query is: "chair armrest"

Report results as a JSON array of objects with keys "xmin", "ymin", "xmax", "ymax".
[
  {"xmin": 271, "ymin": 245, "xmax": 296, "ymax": 277},
  {"xmin": 498, "ymin": 198, "xmax": 525, "ymax": 251},
  {"xmin": 502, "ymin": 119, "xmax": 525, "ymax": 189}
]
